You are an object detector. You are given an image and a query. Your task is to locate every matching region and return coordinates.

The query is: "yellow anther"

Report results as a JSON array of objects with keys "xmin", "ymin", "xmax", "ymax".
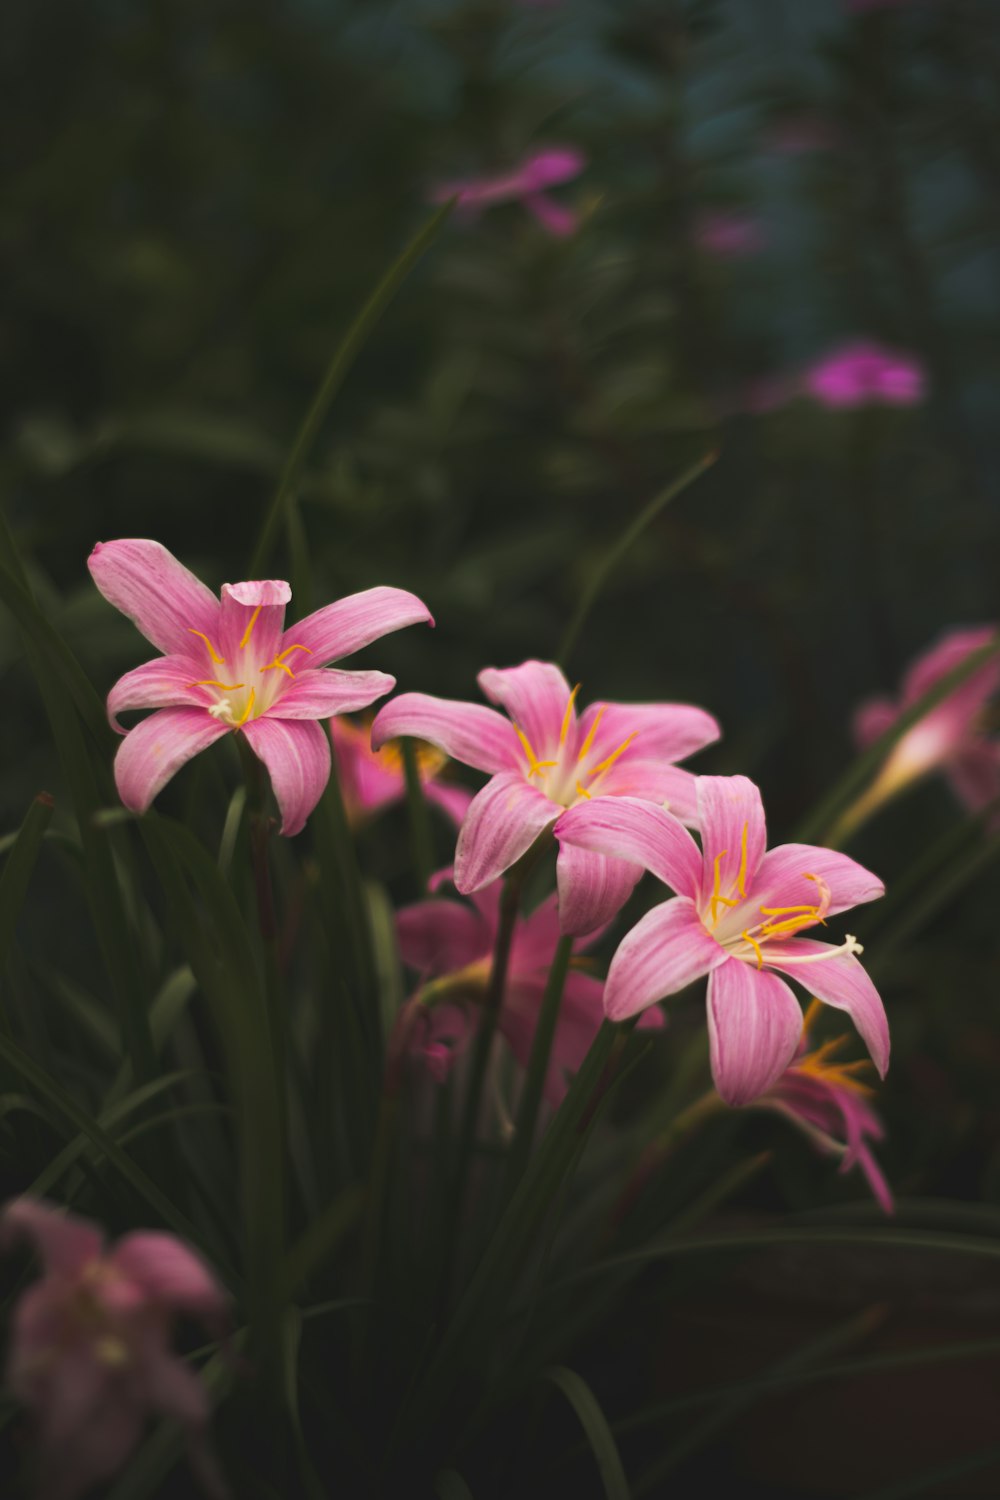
[
  {"xmin": 239, "ymin": 605, "xmax": 262, "ymax": 649},
  {"xmin": 261, "ymin": 660, "xmax": 294, "ymax": 679},
  {"xmin": 274, "ymin": 643, "xmax": 313, "ymax": 663},
  {"xmin": 188, "ymin": 629, "xmax": 225, "ymax": 665},
  {"xmin": 760, "ymin": 913, "xmax": 819, "ymax": 938},
  {"xmin": 577, "ymin": 705, "xmax": 606, "ymax": 763},
  {"xmin": 560, "ymin": 684, "xmax": 581, "ymax": 746},
  {"xmin": 191, "ymin": 679, "xmax": 245, "ymax": 691},
  {"xmin": 235, "ymin": 687, "xmax": 256, "ymax": 726},
  {"xmin": 591, "ymin": 731, "xmax": 639, "ymax": 776},
  {"xmin": 741, "ymin": 930, "xmax": 765, "ymax": 969},
  {"xmin": 735, "ymin": 821, "xmax": 749, "ymax": 898},
  {"xmin": 575, "ymin": 781, "xmax": 592, "ymax": 800},
  {"xmin": 514, "ymin": 724, "xmax": 546, "ymax": 776}
]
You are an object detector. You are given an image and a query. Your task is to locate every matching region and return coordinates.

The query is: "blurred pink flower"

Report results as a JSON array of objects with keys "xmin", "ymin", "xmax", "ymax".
[
  {"xmin": 88, "ymin": 539, "xmax": 431, "ymax": 834},
  {"xmin": 693, "ymin": 211, "xmax": 766, "ymax": 259},
  {"xmin": 853, "ymin": 627, "xmax": 1000, "ymax": 818},
  {"xmin": 396, "ymin": 877, "xmax": 662, "ymax": 1105},
  {"xmin": 757, "ymin": 1002, "xmax": 892, "ymax": 1212},
  {"xmin": 330, "ymin": 716, "xmax": 471, "ymax": 828},
  {"xmin": 2, "ymin": 1198, "xmax": 228, "ymax": 1500},
  {"xmin": 555, "ymin": 775, "xmax": 887, "ymax": 1106},
  {"xmin": 432, "ymin": 147, "xmax": 586, "ymax": 237},
  {"xmin": 373, "ymin": 661, "xmax": 720, "ymax": 934},
  {"xmin": 803, "ymin": 340, "xmax": 926, "ymax": 409}
]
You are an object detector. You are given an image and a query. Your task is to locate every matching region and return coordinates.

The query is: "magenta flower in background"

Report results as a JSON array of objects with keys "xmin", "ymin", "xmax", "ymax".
[
  {"xmin": 88, "ymin": 539, "xmax": 432, "ymax": 835},
  {"xmin": 329, "ymin": 716, "xmax": 472, "ymax": 828},
  {"xmin": 756, "ymin": 1002, "xmax": 892, "ymax": 1213},
  {"xmin": 372, "ymin": 661, "xmax": 720, "ymax": 935},
  {"xmin": 396, "ymin": 878, "xmax": 662, "ymax": 1105},
  {"xmin": 693, "ymin": 211, "xmax": 766, "ymax": 259},
  {"xmin": 555, "ymin": 775, "xmax": 888, "ymax": 1105},
  {"xmin": 432, "ymin": 147, "xmax": 586, "ymax": 237},
  {"xmin": 803, "ymin": 339, "xmax": 926, "ymax": 409},
  {"xmin": 852, "ymin": 626, "xmax": 1000, "ymax": 819},
  {"xmin": 2, "ymin": 1198, "xmax": 228, "ymax": 1500}
]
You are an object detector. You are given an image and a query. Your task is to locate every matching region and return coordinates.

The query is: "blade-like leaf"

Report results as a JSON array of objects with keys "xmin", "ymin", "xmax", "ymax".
[{"xmin": 540, "ymin": 1366, "xmax": 631, "ymax": 1500}]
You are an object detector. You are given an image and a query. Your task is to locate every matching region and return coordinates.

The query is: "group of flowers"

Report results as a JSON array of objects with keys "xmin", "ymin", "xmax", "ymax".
[{"xmin": 5, "ymin": 536, "xmax": 995, "ymax": 1497}]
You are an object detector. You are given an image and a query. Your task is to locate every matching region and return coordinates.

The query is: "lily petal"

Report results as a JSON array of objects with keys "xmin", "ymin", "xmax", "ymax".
[
  {"xmin": 522, "ymin": 193, "xmax": 578, "ymax": 237},
  {"xmin": 114, "ymin": 708, "xmax": 230, "ymax": 814},
  {"xmin": 478, "ymin": 661, "xmax": 574, "ymax": 756},
  {"xmin": 751, "ymin": 844, "xmax": 884, "ymax": 920},
  {"xmin": 556, "ymin": 841, "xmax": 643, "ymax": 936},
  {"xmin": 241, "ymin": 716, "xmax": 331, "ymax": 836},
  {"xmin": 596, "ymin": 761, "xmax": 700, "ymax": 824},
  {"xmin": 372, "ymin": 693, "xmax": 520, "ymax": 775},
  {"xmin": 948, "ymin": 742, "xmax": 1000, "ymax": 816},
  {"xmin": 604, "ymin": 896, "xmax": 726, "ymax": 1021},
  {"xmin": 853, "ymin": 696, "xmax": 896, "ymax": 750},
  {"xmin": 285, "ymin": 586, "xmax": 433, "ymax": 667},
  {"xmin": 274, "ymin": 669, "xmax": 396, "ymax": 720},
  {"xmin": 107, "ymin": 655, "xmax": 209, "ymax": 732},
  {"xmin": 454, "ymin": 771, "xmax": 557, "ymax": 893},
  {"xmin": 218, "ymin": 580, "xmax": 289, "ymax": 665},
  {"xmin": 88, "ymin": 540, "xmax": 221, "ymax": 657},
  {"xmin": 697, "ymin": 775, "xmax": 768, "ymax": 897},
  {"xmin": 765, "ymin": 940, "xmax": 890, "ymax": 1077},
  {"xmin": 1, "ymin": 1198, "xmax": 103, "ymax": 1275},
  {"xmin": 396, "ymin": 899, "xmax": 490, "ymax": 976},
  {"xmin": 554, "ymin": 797, "xmax": 702, "ymax": 900},
  {"xmin": 110, "ymin": 1233, "xmax": 227, "ymax": 1322},
  {"xmin": 707, "ymin": 958, "xmax": 803, "ymax": 1105},
  {"xmin": 576, "ymin": 701, "xmax": 721, "ymax": 769}
]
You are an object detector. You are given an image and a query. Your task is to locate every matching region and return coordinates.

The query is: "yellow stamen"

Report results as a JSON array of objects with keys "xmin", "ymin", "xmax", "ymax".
[
  {"xmin": 710, "ymin": 848, "xmax": 728, "ymax": 925},
  {"xmin": 591, "ymin": 731, "xmax": 639, "ymax": 777},
  {"xmin": 261, "ymin": 660, "xmax": 295, "ymax": 679},
  {"xmin": 735, "ymin": 821, "xmax": 749, "ymax": 897},
  {"xmin": 239, "ymin": 605, "xmax": 262, "ymax": 649},
  {"xmin": 802, "ymin": 997, "xmax": 824, "ymax": 1034},
  {"xmin": 274, "ymin": 643, "xmax": 313, "ymax": 663},
  {"xmin": 188, "ymin": 629, "xmax": 225, "ymax": 664},
  {"xmin": 760, "ymin": 905, "xmax": 819, "ymax": 915},
  {"xmin": 191, "ymin": 679, "xmax": 245, "ymax": 691},
  {"xmin": 235, "ymin": 687, "xmax": 256, "ymax": 726},
  {"xmin": 575, "ymin": 781, "xmax": 592, "ymax": 800},
  {"xmin": 514, "ymin": 724, "xmax": 548, "ymax": 777},
  {"xmin": 577, "ymin": 705, "xmax": 606, "ymax": 763},
  {"xmin": 759, "ymin": 912, "xmax": 821, "ymax": 938},
  {"xmin": 560, "ymin": 684, "xmax": 581, "ymax": 746},
  {"xmin": 742, "ymin": 929, "xmax": 765, "ymax": 969}
]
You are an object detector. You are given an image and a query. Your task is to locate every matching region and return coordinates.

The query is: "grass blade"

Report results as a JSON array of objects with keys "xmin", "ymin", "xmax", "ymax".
[
  {"xmin": 540, "ymin": 1365, "xmax": 631, "ymax": 1500},
  {"xmin": 0, "ymin": 793, "xmax": 54, "ymax": 1026}
]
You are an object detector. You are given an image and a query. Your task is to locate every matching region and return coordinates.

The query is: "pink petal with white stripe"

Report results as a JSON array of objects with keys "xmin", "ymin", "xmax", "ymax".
[
  {"xmin": 751, "ymin": 844, "xmax": 884, "ymax": 920},
  {"xmin": 110, "ymin": 1233, "xmax": 227, "ymax": 1321},
  {"xmin": 696, "ymin": 775, "xmax": 768, "ymax": 898},
  {"xmin": 286, "ymin": 586, "xmax": 433, "ymax": 667},
  {"xmin": 576, "ymin": 701, "xmax": 721, "ymax": 769},
  {"xmin": 597, "ymin": 761, "xmax": 700, "ymax": 824},
  {"xmin": 114, "ymin": 708, "xmax": 230, "ymax": 814},
  {"xmin": 555, "ymin": 840, "xmax": 643, "ymax": 936},
  {"xmin": 478, "ymin": 661, "xmax": 574, "ymax": 756},
  {"xmin": 106, "ymin": 655, "xmax": 209, "ymax": 732},
  {"xmin": 88, "ymin": 540, "xmax": 221, "ymax": 658},
  {"xmin": 372, "ymin": 693, "xmax": 520, "ymax": 774},
  {"xmin": 218, "ymin": 579, "xmax": 289, "ymax": 665},
  {"xmin": 604, "ymin": 897, "xmax": 726, "ymax": 1021},
  {"xmin": 454, "ymin": 771, "xmax": 557, "ymax": 893},
  {"xmin": 554, "ymin": 797, "xmax": 702, "ymax": 899},
  {"xmin": 274, "ymin": 669, "xmax": 396, "ymax": 720},
  {"xmin": 764, "ymin": 940, "xmax": 890, "ymax": 1077},
  {"xmin": 241, "ymin": 715, "xmax": 331, "ymax": 836},
  {"xmin": 707, "ymin": 958, "xmax": 803, "ymax": 1105}
]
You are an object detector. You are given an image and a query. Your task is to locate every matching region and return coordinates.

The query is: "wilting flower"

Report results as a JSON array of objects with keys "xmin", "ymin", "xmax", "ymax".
[
  {"xmin": 555, "ymin": 774, "xmax": 888, "ymax": 1105},
  {"xmin": 432, "ymin": 147, "xmax": 586, "ymax": 237},
  {"xmin": 803, "ymin": 340, "xmax": 926, "ymax": 409},
  {"xmin": 1, "ymin": 1198, "xmax": 228, "ymax": 1500},
  {"xmin": 693, "ymin": 211, "xmax": 766, "ymax": 259},
  {"xmin": 88, "ymin": 539, "xmax": 432, "ymax": 835},
  {"xmin": 756, "ymin": 1002, "xmax": 893, "ymax": 1212},
  {"xmin": 372, "ymin": 661, "xmax": 720, "ymax": 934},
  {"xmin": 330, "ymin": 716, "xmax": 471, "ymax": 828},
  {"xmin": 396, "ymin": 878, "xmax": 662, "ymax": 1105},
  {"xmin": 851, "ymin": 627, "xmax": 1000, "ymax": 827}
]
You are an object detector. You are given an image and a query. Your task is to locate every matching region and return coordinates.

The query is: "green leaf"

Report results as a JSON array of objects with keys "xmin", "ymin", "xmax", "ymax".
[
  {"xmin": 540, "ymin": 1366, "xmax": 631, "ymax": 1500},
  {"xmin": 433, "ymin": 1470, "xmax": 476, "ymax": 1500},
  {"xmin": 0, "ymin": 793, "xmax": 54, "ymax": 1029},
  {"xmin": 248, "ymin": 199, "xmax": 454, "ymax": 575}
]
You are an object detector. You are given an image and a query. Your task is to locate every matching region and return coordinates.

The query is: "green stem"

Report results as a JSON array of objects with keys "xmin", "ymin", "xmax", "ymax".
[
  {"xmin": 401, "ymin": 738, "xmax": 435, "ymax": 893},
  {"xmin": 501, "ymin": 934, "xmax": 574, "ymax": 1198}
]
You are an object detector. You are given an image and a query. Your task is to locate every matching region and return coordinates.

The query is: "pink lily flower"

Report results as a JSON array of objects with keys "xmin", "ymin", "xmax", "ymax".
[
  {"xmin": 396, "ymin": 878, "xmax": 662, "ymax": 1105},
  {"xmin": 852, "ymin": 626, "xmax": 1000, "ymax": 822},
  {"xmin": 329, "ymin": 716, "xmax": 472, "ymax": 829},
  {"xmin": 554, "ymin": 774, "xmax": 888, "ymax": 1106},
  {"xmin": 756, "ymin": 1002, "xmax": 892, "ymax": 1213},
  {"xmin": 432, "ymin": 147, "xmax": 586, "ymax": 237},
  {"xmin": 371, "ymin": 661, "xmax": 721, "ymax": 935},
  {"xmin": 88, "ymin": 539, "xmax": 432, "ymax": 835},
  {"xmin": 803, "ymin": 339, "xmax": 926, "ymax": 409},
  {"xmin": 2, "ymin": 1198, "xmax": 228, "ymax": 1500}
]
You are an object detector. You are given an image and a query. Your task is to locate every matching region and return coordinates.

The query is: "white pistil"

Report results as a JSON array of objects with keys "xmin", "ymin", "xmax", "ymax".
[{"xmin": 762, "ymin": 934, "xmax": 864, "ymax": 965}]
